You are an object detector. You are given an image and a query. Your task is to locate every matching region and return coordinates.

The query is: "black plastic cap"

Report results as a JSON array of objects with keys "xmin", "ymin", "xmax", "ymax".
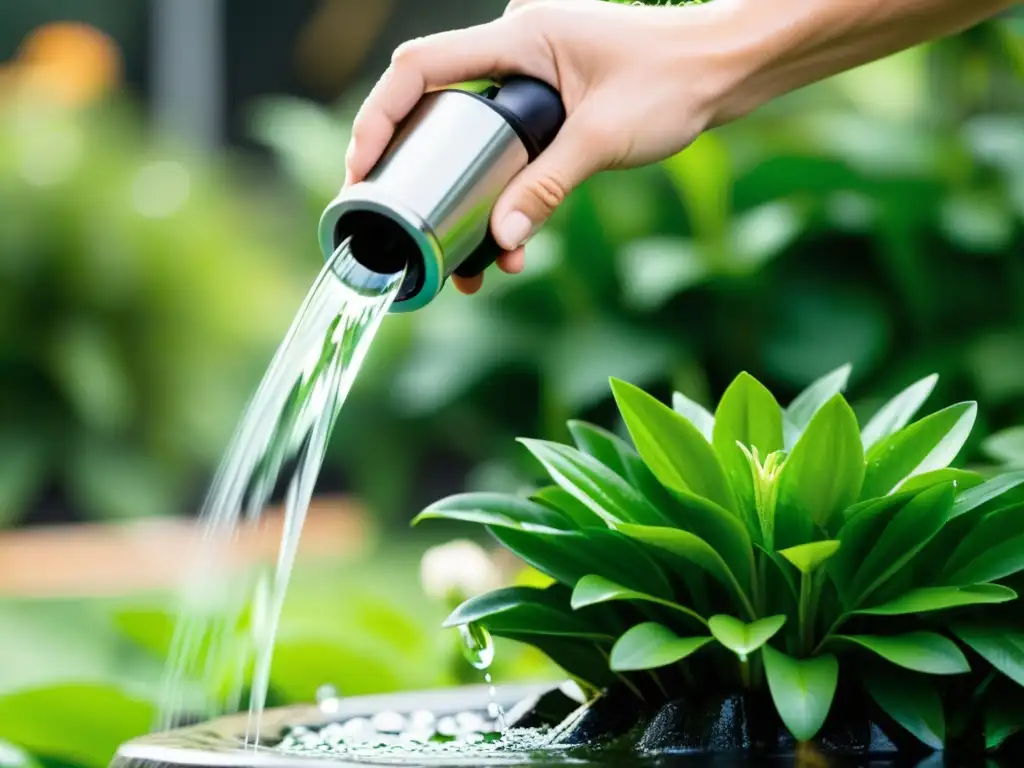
[{"xmin": 486, "ymin": 76, "xmax": 566, "ymax": 160}]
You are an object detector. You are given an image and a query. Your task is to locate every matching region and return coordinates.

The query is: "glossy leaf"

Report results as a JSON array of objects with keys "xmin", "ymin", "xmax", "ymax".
[
  {"xmin": 834, "ymin": 633, "xmax": 970, "ymax": 674},
  {"xmin": 672, "ymin": 391, "xmax": 715, "ymax": 443},
  {"xmin": 845, "ymin": 483, "xmax": 955, "ymax": 609},
  {"xmin": 615, "ymin": 523, "xmax": 749, "ymax": 608},
  {"xmin": 570, "ymin": 575, "xmax": 706, "ymax": 625},
  {"xmin": 897, "ymin": 468, "xmax": 983, "ymax": 495},
  {"xmin": 762, "ymin": 646, "xmax": 839, "ymax": 742},
  {"xmin": 779, "ymin": 540, "xmax": 841, "ymax": 574},
  {"xmin": 501, "ymin": 632, "xmax": 616, "ymax": 690},
  {"xmin": 949, "ymin": 470, "xmax": 1024, "ymax": 519},
  {"xmin": 518, "ymin": 438, "xmax": 665, "ymax": 526},
  {"xmin": 776, "ymin": 394, "xmax": 865, "ymax": 543},
  {"xmin": 864, "ymin": 668, "xmax": 945, "ymax": 749},
  {"xmin": 660, "ymin": 489, "xmax": 754, "ymax": 589},
  {"xmin": 861, "ymin": 374, "xmax": 938, "ymax": 451},
  {"xmin": 709, "ymin": 614, "xmax": 786, "ymax": 658},
  {"xmin": 830, "ymin": 492, "xmax": 913, "ymax": 599},
  {"xmin": 609, "ymin": 622, "xmax": 711, "ymax": 672},
  {"xmin": 443, "ymin": 586, "xmax": 611, "ymax": 640},
  {"xmin": 784, "ymin": 364, "xmax": 852, "ymax": 449},
  {"xmin": 413, "ymin": 492, "xmax": 574, "ymax": 533},
  {"xmin": 568, "ymin": 420, "xmax": 683, "ymax": 514},
  {"xmin": 532, "ymin": 486, "xmax": 601, "ymax": 528},
  {"xmin": 952, "ymin": 624, "xmax": 1024, "ymax": 687},
  {"xmin": 855, "ymin": 584, "xmax": 1017, "ymax": 616},
  {"xmin": 861, "ymin": 402, "xmax": 978, "ymax": 499},
  {"xmin": 490, "ymin": 527, "xmax": 673, "ymax": 599},
  {"xmin": 611, "ymin": 378, "xmax": 735, "ymax": 511},
  {"xmin": 945, "ymin": 532, "xmax": 1024, "ymax": 587},
  {"xmin": 712, "ymin": 372, "xmax": 784, "ymax": 533},
  {"xmin": 567, "ymin": 420, "xmax": 630, "ymax": 480},
  {"xmin": 943, "ymin": 500, "xmax": 1024, "ymax": 583}
]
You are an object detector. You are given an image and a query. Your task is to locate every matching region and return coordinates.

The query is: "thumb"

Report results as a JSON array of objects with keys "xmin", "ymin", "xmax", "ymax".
[{"xmin": 490, "ymin": 119, "xmax": 605, "ymax": 251}]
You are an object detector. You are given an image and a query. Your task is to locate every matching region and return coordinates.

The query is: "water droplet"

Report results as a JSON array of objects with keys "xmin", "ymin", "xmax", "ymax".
[
  {"xmin": 316, "ymin": 683, "xmax": 341, "ymax": 714},
  {"xmin": 458, "ymin": 622, "xmax": 494, "ymax": 670}
]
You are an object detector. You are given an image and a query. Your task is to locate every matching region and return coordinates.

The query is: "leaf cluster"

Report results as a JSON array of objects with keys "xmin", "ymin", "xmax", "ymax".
[{"xmin": 416, "ymin": 365, "xmax": 1024, "ymax": 750}]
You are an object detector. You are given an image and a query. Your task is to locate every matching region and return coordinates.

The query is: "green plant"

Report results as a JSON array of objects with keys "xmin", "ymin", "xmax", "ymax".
[{"xmin": 416, "ymin": 364, "xmax": 1024, "ymax": 750}]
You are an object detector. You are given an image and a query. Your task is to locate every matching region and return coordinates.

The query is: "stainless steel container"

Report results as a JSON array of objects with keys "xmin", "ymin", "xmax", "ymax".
[{"xmin": 318, "ymin": 76, "xmax": 565, "ymax": 312}]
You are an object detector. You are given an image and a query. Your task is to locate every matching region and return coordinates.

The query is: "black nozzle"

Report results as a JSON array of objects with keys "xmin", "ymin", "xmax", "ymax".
[
  {"xmin": 334, "ymin": 211, "xmax": 424, "ymax": 302},
  {"xmin": 470, "ymin": 76, "xmax": 566, "ymax": 160}
]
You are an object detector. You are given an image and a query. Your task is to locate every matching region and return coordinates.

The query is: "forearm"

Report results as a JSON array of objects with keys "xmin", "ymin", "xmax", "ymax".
[{"xmin": 695, "ymin": 0, "xmax": 1017, "ymax": 122}]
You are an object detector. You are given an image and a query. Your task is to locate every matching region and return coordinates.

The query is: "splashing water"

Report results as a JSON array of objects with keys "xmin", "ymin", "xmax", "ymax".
[{"xmin": 157, "ymin": 242, "xmax": 402, "ymax": 746}]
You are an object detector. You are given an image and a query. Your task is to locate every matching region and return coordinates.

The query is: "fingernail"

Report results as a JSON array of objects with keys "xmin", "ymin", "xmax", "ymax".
[{"xmin": 497, "ymin": 211, "xmax": 532, "ymax": 248}]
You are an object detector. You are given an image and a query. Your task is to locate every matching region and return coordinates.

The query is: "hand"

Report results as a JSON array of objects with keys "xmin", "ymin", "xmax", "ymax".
[{"xmin": 343, "ymin": 0, "xmax": 735, "ymax": 294}]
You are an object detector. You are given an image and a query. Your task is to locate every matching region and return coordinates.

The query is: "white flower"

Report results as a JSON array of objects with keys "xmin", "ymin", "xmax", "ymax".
[{"xmin": 420, "ymin": 539, "xmax": 502, "ymax": 601}]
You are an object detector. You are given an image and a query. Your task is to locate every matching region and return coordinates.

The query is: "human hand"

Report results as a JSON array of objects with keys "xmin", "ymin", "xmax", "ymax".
[{"xmin": 343, "ymin": 0, "xmax": 736, "ymax": 294}]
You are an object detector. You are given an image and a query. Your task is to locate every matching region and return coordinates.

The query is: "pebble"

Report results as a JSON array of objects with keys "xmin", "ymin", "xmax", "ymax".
[{"xmin": 371, "ymin": 711, "xmax": 407, "ymax": 734}]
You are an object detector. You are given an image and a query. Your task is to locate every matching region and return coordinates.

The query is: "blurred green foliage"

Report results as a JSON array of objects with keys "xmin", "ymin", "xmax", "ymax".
[
  {"xmin": 0, "ymin": 547, "xmax": 557, "ymax": 768},
  {"xmin": 0, "ymin": 93, "xmax": 309, "ymax": 524},
  {"xmin": 254, "ymin": 22, "xmax": 1024, "ymax": 521}
]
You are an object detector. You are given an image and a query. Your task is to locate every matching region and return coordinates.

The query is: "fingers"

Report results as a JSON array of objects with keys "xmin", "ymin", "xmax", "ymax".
[
  {"xmin": 345, "ymin": 17, "xmax": 544, "ymax": 187},
  {"xmin": 450, "ymin": 247, "xmax": 525, "ymax": 295},
  {"xmin": 490, "ymin": 114, "xmax": 606, "ymax": 250}
]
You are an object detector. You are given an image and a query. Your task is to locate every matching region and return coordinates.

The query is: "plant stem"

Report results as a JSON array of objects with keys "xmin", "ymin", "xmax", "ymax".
[
  {"xmin": 648, "ymin": 670, "xmax": 669, "ymax": 699},
  {"xmin": 740, "ymin": 658, "xmax": 751, "ymax": 689},
  {"xmin": 798, "ymin": 572, "xmax": 811, "ymax": 655},
  {"xmin": 811, "ymin": 612, "xmax": 848, "ymax": 656}
]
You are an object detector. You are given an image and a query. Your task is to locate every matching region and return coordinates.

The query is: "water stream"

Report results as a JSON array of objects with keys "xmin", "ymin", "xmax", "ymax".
[{"xmin": 157, "ymin": 242, "xmax": 403, "ymax": 745}]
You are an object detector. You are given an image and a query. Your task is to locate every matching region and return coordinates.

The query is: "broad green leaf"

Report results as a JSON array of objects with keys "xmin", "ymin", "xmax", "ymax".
[
  {"xmin": 499, "ymin": 633, "xmax": 614, "ymax": 690},
  {"xmin": 950, "ymin": 470, "xmax": 1024, "ymax": 519},
  {"xmin": 897, "ymin": 468, "xmax": 983, "ymax": 495},
  {"xmin": 518, "ymin": 438, "xmax": 666, "ymax": 526},
  {"xmin": 443, "ymin": 586, "xmax": 612, "ymax": 640},
  {"xmin": 951, "ymin": 624, "xmax": 1024, "ymax": 687},
  {"xmin": 660, "ymin": 489, "xmax": 754, "ymax": 589},
  {"xmin": 709, "ymin": 614, "xmax": 786, "ymax": 658},
  {"xmin": 570, "ymin": 575, "xmax": 706, "ymax": 625},
  {"xmin": 762, "ymin": 646, "xmax": 839, "ymax": 742},
  {"xmin": 845, "ymin": 483, "xmax": 955, "ymax": 609},
  {"xmin": 833, "ymin": 633, "xmax": 970, "ymax": 675},
  {"xmin": 609, "ymin": 622, "xmax": 711, "ymax": 672},
  {"xmin": 861, "ymin": 374, "xmax": 938, "ymax": 451},
  {"xmin": 567, "ymin": 420, "xmax": 630, "ymax": 479},
  {"xmin": 712, "ymin": 372, "xmax": 784, "ymax": 535},
  {"xmin": 943, "ymin": 502, "xmax": 1024, "ymax": 582},
  {"xmin": 776, "ymin": 394, "xmax": 865, "ymax": 544},
  {"xmin": 611, "ymin": 378, "xmax": 735, "ymax": 511},
  {"xmin": 830, "ymin": 493, "xmax": 913, "ymax": 599},
  {"xmin": 567, "ymin": 420, "xmax": 683, "ymax": 514},
  {"xmin": 855, "ymin": 584, "xmax": 1017, "ymax": 616},
  {"xmin": 532, "ymin": 486, "xmax": 599, "ymax": 527},
  {"xmin": 672, "ymin": 391, "xmax": 715, "ymax": 443},
  {"xmin": 413, "ymin": 493, "xmax": 574, "ymax": 533},
  {"xmin": 614, "ymin": 523, "xmax": 750, "ymax": 610},
  {"xmin": 861, "ymin": 403, "xmax": 978, "ymax": 499},
  {"xmin": 490, "ymin": 527, "xmax": 673, "ymax": 599},
  {"xmin": 0, "ymin": 684, "xmax": 155, "ymax": 768},
  {"xmin": 784, "ymin": 364, "xmax": 852, "ymax": 449},
  {"xmin": 779, "ymin": 540, "xmax": 841, "ymax": 574},
  {"xmin": 864, "ymin": 667, "xmax": 945, "ymax": 749},
  {"xmin": 945, "ymin": 532, "xmax": 1024, "ymax": 587}
]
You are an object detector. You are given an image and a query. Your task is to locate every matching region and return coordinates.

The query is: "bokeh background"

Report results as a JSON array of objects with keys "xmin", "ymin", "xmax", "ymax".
[{"xmin": 1, "ymin": 1, "xmax": 1023, "ymax": 766}]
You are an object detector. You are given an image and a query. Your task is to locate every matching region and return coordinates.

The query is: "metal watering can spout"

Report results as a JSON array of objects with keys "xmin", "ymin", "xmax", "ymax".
[{"xmin": 318, "ymin": 76, "xmax": 566, "ymax": 312}]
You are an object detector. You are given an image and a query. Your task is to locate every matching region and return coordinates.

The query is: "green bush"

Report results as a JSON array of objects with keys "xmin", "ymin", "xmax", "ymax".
[
  {"xmin": 417, "ymin": 364, "xmax": 1024, "ymax": 750},
  {"xmin": 0, "ymin": 93, "xmax": 309, "ymax": 524}
]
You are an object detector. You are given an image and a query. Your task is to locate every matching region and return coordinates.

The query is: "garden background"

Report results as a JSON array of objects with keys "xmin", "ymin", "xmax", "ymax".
[{"xmin": 0, "ymin": 1, "xmax": 1022, "ymax": 766}]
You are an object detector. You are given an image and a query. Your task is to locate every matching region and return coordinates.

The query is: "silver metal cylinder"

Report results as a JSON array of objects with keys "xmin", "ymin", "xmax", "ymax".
[{"xmin": 318, "ymin": 90, "xmax": 529, "ymax": 313}]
